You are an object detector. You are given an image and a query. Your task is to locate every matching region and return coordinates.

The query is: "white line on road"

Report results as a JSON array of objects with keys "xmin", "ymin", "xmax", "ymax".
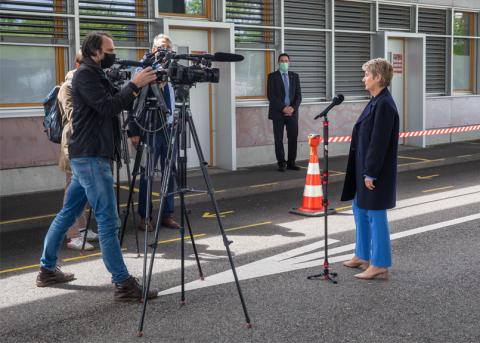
[{"xmin": 158, "ymin": 213, "xmax": 480, "ymax": 296}]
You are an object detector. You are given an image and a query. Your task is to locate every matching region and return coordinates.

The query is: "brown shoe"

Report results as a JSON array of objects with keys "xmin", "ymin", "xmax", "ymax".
[
  {"xmin": 354, "ymin": 266, "xmax": 389, "ymax": 280},
  {"xmin": 162, "ymin": 216, "xmax": 179, "ymax": 229},
  {"xmin": 343, "ymin": 257, "xmax": 369, "ymax": 271},
  {"xmin": 114, "ymin": 276, "xmax": 159, "ymax": 303},
  {"xmin": 137, "ymin": 217, "xmax": 153, "ymax": 232},
  {"xmin": 36, "ymin": 266, "xmax": 75, "ymax": 287}
]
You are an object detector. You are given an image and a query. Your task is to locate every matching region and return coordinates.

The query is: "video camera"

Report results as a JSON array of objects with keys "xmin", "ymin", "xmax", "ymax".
[
  {"xmin": 105, "ymin": 67, "xmax": 132, "ymax": 89},
  {"xmin": 114, "ymin": 49, "xmax": 244, "ymax": 86}
]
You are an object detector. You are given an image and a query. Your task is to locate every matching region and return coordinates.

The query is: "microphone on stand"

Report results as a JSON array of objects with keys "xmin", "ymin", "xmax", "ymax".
[{"xmin": 314, "ymin": 94, "xmax": 345, "ymax": 120}]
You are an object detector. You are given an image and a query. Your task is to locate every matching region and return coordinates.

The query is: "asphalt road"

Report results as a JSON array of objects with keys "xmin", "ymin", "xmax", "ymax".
[{"xmin": 1, "ymin": 160, "xmax": 479, "ymax": 342}]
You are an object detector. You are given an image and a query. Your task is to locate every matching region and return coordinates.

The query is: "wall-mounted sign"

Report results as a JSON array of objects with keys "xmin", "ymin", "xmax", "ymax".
[{"xmin": 393, "ymin": 53, "xmax": 403, "ymax": 74}]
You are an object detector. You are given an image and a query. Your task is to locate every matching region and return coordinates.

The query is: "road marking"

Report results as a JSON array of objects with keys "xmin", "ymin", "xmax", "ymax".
[
  {"xmin": 398, "ymin": 155, "xmax": 431, "ymax": 162},
  {"xmin": 158, "ymin": 213, "xmax": 480, "ymax": 296},
  {"xmin": 457, "ymin": 154, "xmax": 472, "ymax": 158},
  {"xmin": 0, "ymin": 190, "xmax": 228, "ymax": 225},
  {"xmin": 335, "ymin": 205, "xmax": 352, "ymax": 211},
  {"xmin": 119, "ymin": 185, "xmax": 140, "ymax": 193},
  {"xmin": 422, "ymin": 186, "xmax": 454, "ymax": 193},
  {"xmin": 249, "ymin": 182, "xmax": 278, "ymax": 188},
  {"xmin": 0, "ymin": 214, "xmax": 57, "ymax": 225},
  {"xmin": 158, "ymin": 233, "xmax": 208, "ymax": 244},
  {"xmin": 225, "ymin": 221, "xmax": 272, "ymax": 232},
  {"xmin": 0, "ymin": 221, "xmax": 272, "ymax": 275},
  {"xmin": 202, "ymin": 211, "xmax": 234, "ymax": 218},
  {"xmin": 0, "ymin": 263, "xmax": 40, "ymax": 274},
  {"xmin": 417, "ymin": 174, "xmax": 440, "ymax": 180}
]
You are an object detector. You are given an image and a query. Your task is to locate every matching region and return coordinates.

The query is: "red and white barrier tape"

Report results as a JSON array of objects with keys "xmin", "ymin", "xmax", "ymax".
[{"xmin": 322, "ymin": 124, "xmax": 480, "ymax": 143}]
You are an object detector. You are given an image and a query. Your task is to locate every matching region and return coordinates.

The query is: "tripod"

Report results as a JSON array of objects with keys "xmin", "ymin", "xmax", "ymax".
[
  {"xmin": 118, "ymin": 81, "xmax": 204, "ymax": 293},
  {"xmin": 307, "ymin": 113, "xmax": 338, "ymax": 284},
  {"xmin": 137, "ymin": 83, "xmax": 251, "ymax": 336}
]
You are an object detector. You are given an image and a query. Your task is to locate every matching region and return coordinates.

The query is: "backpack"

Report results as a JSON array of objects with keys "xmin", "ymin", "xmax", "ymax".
[{"xmin": 43, "ymin": 85, "xmax": 62, "ymax": 144}]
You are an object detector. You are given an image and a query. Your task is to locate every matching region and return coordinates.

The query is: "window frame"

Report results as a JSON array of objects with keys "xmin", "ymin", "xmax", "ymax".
[
  {"xmin": 159, "ymin": 0, "xmax": 211, "ymax": 19},
  {"xmin": 452, "ymin": 11, "xmax": 476, "ymax": 93}
]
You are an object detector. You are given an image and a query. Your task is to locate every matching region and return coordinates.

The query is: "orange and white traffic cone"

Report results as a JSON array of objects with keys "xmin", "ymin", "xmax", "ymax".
[{"xmin": 290, "ymin": 134, "xmax": 335, "ymax": 217}]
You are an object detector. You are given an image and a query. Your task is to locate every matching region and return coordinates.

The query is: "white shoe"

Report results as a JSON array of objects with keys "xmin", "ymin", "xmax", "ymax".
[
  {"xmin": 79, "ymin": 229, "xmax": 98, "ymax": 242},
  {"xmin": 67, "ymin": 237, "xmax": 94, "ymax": 251}
]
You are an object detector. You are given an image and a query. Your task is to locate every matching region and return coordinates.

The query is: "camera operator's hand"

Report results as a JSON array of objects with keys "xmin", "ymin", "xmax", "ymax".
[
  {"xmin": 132, "ymin": 67, "xmax": 157, "ymax": 88},
  {"xmin": 129, "ymin": 136, "xmax": 140, "ymax": 147}
]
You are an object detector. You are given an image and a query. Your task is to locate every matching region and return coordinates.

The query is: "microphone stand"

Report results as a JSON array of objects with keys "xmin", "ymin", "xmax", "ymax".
[{"xmin": 307, "ymin": 107, "xmax": 338, "ymax": 284}]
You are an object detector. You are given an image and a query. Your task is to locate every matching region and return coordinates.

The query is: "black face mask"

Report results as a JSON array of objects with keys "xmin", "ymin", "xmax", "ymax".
[{"xmin": 100, "ymin": 52, "xmax": 116, "ymax": 69}]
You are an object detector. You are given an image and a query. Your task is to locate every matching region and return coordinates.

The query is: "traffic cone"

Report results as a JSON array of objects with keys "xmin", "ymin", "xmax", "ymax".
[{"xmin": 290, "ymin": 134, "xmax": 335, "ymax": 217}]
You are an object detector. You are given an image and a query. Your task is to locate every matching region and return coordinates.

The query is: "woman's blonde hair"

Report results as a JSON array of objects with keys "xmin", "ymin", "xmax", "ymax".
[{"xmin": 362, "ymin": 58, "xmax": 394, "ymax": 88}]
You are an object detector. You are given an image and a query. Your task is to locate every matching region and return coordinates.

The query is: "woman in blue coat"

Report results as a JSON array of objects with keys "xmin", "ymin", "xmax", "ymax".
[{"xmin": 341, "ymin": 58, "xmax": 399, "ymax": 280}]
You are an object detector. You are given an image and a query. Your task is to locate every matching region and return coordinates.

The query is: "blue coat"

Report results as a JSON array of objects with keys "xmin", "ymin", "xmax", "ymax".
[{"xmin": 341, "ymin": 87, "xmax": 399, "ymax": 210}]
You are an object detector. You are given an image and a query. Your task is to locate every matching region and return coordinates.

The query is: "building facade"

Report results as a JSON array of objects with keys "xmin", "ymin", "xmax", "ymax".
[{"xmin": 1, "ymin": 0, "xmax": 479, "ymax": 195}]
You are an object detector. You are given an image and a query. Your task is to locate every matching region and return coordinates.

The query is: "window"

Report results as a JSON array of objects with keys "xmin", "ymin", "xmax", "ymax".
[
  {"xmin": 285, "ymin": 30, "xmax": 327, "ymax": 99},
  {"xmin": 453, "ymin": 12, "xmax": 476, "ymax": 92},
  {"xmin": 80, "ymin": 0, "xmax": 148, "ymax": 18},
  {"xmin": 335, "ymin": 33, "xmax": 370, "ymax": 97},
  {"xmin": 284, "ymin": 0, "xmax": 327, "ymax": 100},
  {"xmin": 378, "ymin": 4, "xmax": 413, "ymax": 31},
  {"xmin": 418, "ymin": 8, "xmax": 449, "ymax": 95},
  {"xmin": 0, "ymin": 3, "xmax": 68, "ymax": 107},
  {"xmin": 0, "ymin": 46, "xmax": 57, "ymax": 106},
  {"xmin": 229, "ymin": 0, "xmax": 279, "ymax": 98},
  {"xmin": 235, "ymin": 50, "xmax": 274, "ymax": 97},
  {"xmin": 80, "ymin": 19, "xmax": 149, "ymax": 45},
  {"xmin": 335, "ymin": 1, "xmax": 371, "ymax": 98},
  {"xmin": 159, "ymin": 0, "xmax": 207, "ymax": 17}
]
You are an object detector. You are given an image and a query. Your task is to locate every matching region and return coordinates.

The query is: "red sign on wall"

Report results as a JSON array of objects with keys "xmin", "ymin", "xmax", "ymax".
[{"xmin": 393, "ymin": 53, "xmax": 403, "ymax": 74}]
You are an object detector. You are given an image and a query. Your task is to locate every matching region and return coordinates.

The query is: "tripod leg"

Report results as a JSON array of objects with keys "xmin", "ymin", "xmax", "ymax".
[
  {"xmin": 137, "ymin": 121, "xmax": 179, "ymax": 336},
  {"xmin": 184, "ymin": 208, "xmax": 204, "ymax": 280},
  {"xmin": 119, "ymin": 144, "xmax": 143, "ymax": 249},
  {"xmin": 81, "ymin": 207, "xmax": 93, "ymax": 253},
  {"xmin": 187, "ymin": 114, "xmax": 252, "ymax": 327}
]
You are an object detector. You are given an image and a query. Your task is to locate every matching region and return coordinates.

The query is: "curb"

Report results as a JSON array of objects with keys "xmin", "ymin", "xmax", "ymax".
[{"xmin": 185, "ymin": 152, "xmax": 480, "ymax": 205}]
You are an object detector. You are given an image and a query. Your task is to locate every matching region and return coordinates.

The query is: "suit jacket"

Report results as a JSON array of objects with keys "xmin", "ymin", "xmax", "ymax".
[
  {"xmin": 341, "ymin": 87, "xmax": 399, "ymax": 210},
  {"xmin": 267, "ymin": 70, "xmax": 302, "ymax": 121}
]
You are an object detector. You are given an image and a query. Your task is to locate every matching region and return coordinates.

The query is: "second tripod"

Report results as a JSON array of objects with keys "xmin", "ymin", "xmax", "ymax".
[{"xmin": 136, "ymin": 83, "xmax": 251, "ymax": 336}]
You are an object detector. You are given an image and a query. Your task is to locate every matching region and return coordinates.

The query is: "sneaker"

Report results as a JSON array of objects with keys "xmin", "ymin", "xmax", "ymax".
[
  {"xmin": 79, "ymin": 228, "xmax": 99, "ymax": 242},
  {"xmin": 114, "ymin": 276, "xmax": 159, "ymax": 303},
  {"xmin": 67, "ymin": 237, "xmax": 95, "ymax": 251},
  {"xmin": 36, "ymin": 266, "xmax": 75, "ymax": 287}
]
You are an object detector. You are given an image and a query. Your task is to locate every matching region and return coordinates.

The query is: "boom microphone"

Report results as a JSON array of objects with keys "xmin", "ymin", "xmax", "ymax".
[
  {"xmin": 116, "ymin": 59, "xmax": 145, "ymax": 67},
  {"xmin": 211, "ymin": 52, "xmax": 244, "ymax": 62},
  {"xmin": 314, "ymin": 94, "xmax": 345, "ymax": 120},
  {"xmin": 174, "ymin": 52, "xmax": 244, "ymax": 62}
]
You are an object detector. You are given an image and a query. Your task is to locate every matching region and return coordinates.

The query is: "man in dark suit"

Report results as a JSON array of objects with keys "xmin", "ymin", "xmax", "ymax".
[{"xmin": 267, "ymin": 53, "xmax": 302, "ymax": 171}]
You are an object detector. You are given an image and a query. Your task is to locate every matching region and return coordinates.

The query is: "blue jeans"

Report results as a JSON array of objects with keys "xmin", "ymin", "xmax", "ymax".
[
  {"xmin": 138, "ymin": 129, "xmax": 175, "ymax": 220},
  {"xmin": 40, "ymin": 157, "xmax": 130, "ymax": 283},
  {"xmin": 352, "ymin": 198, "xmax": 392, "ymax": 267}
]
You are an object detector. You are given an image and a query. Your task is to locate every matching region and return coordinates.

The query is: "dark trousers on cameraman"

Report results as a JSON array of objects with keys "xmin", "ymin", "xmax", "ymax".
[{"xmin": 138, "ymin": 128, "xmax": 175, "ymax": 220}]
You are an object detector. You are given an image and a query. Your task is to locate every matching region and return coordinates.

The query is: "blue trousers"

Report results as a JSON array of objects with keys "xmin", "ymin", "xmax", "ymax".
[
  {"xmin": 138, "ymin": 129, "xmax": 175, "ymax": 220},
  {"xmin": 40, "ymin": 157, "xmax": 130, "ymax": 283},
  {"xmin": 352, "ymin": 199, "xmax": 392, "ymax": 267}
]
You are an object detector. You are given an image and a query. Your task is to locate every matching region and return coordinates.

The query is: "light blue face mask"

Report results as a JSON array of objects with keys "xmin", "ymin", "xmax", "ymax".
[{"xmin": 279, "ymin": 62, "xmax": 289, "ymax": 73}]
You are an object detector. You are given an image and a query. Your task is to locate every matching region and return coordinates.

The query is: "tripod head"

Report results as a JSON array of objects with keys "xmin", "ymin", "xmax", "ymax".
[{"xmin": 131, "ymin": 82, "xmax": 170, "ymax": 134}]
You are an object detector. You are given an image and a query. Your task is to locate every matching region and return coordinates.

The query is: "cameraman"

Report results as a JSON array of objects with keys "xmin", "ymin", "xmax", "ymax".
[
  {"xmin": 129, "ymin": 34, "xmax": 179, "ymax": 231},
  {"xmin": 37, "ymin": 32, "xmax": 159, "ymax": 302}
]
